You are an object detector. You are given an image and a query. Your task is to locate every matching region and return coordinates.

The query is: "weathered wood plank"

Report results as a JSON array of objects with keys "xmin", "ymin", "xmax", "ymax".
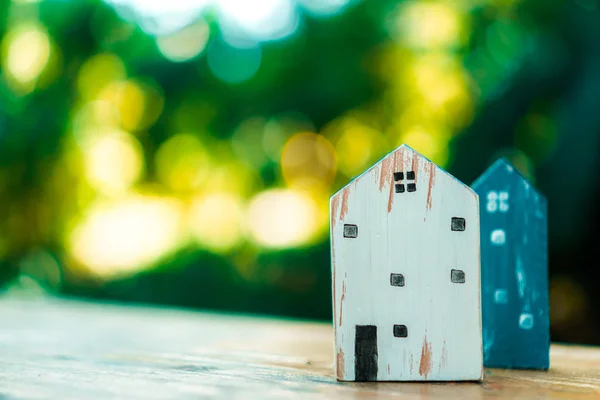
[{"xmin": 0, "ymin": 298, "xmax": 598, "ymax": 399}]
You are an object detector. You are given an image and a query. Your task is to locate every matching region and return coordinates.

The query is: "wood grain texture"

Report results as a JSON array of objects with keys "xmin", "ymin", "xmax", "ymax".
[
  {"xmin": 473, "ymin": 158, "xmax": 550, "ymax": 369},
  {"xmin": 330, "ymin": 145, "xmax": 483, "ymax": 381},
  {"xmin": 0, "ymin": 298, "xmax": 599, "ymax": 399}
]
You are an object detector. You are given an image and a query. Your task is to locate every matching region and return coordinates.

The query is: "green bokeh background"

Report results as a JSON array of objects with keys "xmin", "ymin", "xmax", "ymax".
[{"xmin": 0, "ymin": 0, "xmax": 598, "ymax": 344}]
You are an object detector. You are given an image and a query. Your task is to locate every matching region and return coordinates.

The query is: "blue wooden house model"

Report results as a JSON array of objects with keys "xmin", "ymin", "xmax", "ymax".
[{"xmin": 472, "ymin": 158, "xmax": 550, "ymax": 370}]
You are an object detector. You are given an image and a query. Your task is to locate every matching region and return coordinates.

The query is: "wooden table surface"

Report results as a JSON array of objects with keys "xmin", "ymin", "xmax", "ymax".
[{"xmin": 0, "ymin": 298, "xmax": 598, "ymax": 399}]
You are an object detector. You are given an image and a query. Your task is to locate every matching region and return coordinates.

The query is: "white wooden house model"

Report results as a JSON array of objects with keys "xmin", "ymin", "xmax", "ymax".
[{"xmin": 330, "ymin": 145, "xmax": 483, "ymax": 381}]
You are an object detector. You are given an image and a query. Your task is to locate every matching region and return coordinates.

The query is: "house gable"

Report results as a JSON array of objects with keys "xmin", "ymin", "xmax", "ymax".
[{"xmin": 331, "ymin": 145, "xmax": 476, "ymax": 220}]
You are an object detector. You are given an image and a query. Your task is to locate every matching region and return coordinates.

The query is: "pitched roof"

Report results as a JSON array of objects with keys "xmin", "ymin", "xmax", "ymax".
[
  {"xmin": 472, "ymin": 158, "xmax": 543, "ymax": 196},
  {"xmin": 331, "ymin": 144, "xmax": 474, "ymax": 199}
]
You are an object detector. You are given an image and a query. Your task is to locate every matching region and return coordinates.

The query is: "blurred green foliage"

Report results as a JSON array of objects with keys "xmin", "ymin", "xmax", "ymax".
[{"xmin": 1, "ymin": 0, "xmax": 599, "ymax": 344}]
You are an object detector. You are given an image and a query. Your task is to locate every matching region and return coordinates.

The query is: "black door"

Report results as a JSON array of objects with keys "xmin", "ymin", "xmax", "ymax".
[{"xmin": 355, "ymin": 325, "xmax": 378, "ymax": 381}]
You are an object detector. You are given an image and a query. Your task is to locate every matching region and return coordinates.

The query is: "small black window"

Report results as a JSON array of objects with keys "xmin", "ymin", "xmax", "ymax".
[
  {"xmin": 393, "ymin": 325, "xmax": 408, "ymax": 338},
  {"xmin": 343, "ymin": 224, "xmax": 358, "ymax": 238},
  {"xmin": 451, "ymin": 269, "xmax": 466, "ymax": 283},
  {"xmin": 390, "ymin": 273, "xmax": 405, "ymax": 287},
  {"xmin": 393, "ymin": 172, "xmax": 416, "ymax": 193},
  {"xmin": 451, "ymin": 217, "xmax": 466, "ymax": 231}
]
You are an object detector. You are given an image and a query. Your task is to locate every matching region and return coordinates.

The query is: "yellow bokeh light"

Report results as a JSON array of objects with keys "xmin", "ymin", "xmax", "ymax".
[
  {"xmin": 335, "ymin": 122, "xmax": 383, "ymax": 177},
  {"xmin": 84, "ymin": 129, "xmax": 145, "ymax": 194},
  {"xmin": 246, "ymin": 188, "xmax": 320, "ymax": 248},
  {"xmin": 394, "ymin": 106, "xmax": 430, "ymax": 135},
  {"xmin": 98, "ymin": 80, "xmax": 145, "ymax": 132},
  {"xmin": 72, "ymin": 101, "xmax": 121, "ymax": 135},
  {"xmin": 188, "ymin": 192, "xmax": 244, "ymax": 252},
  {"xmin": 2, "ymin": 23, "xmax": 51, "ymax": 91},
  {"xmin": 155, "ymin": 134, "xmax": 210, "ymax": 192},
  {"xmin": 98, "ymin": 79, "xmax": 164, "ymax": 132},
  {"xmin": 137, "ymin": 80, "xmax": 165, "ymax": 131},
  {"xmin": 394, "ymin": 1, "xmax": 465, "ymax": 50},
  {"xmin": 406, "ymin": 54, "xmax": 474, "ymax": 128},
  {"xmin": 202, "ymin": 160, "xmax": 257, "ymax": 197},
  {"xmin": 308, "ymin": 188, "xmax": 333, "ymax": 238},
  {"xmin": 410, "ymin": 54, "xmax": 458, "ymax": 93},
  {"xmin": 69, "ymin": 195, "xmax": 185, "ymax": 278},
  {"xmin": 399, "ymin": 125, "xmax": 450, "ymax": 167},
  {"xmin": 156, "ymin": 22, "xmax": 210, "ymax": 63},
  {"xmin": 263, "ymin": 115, "xmax": 315, "ymax": 162},
  {"xmin": 77, "ymin": 53, "xmax": 126, "ymax": 100},
  {"xmin": 281, "ymin": 132, "xmax": 337, "ymax": 190}
]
